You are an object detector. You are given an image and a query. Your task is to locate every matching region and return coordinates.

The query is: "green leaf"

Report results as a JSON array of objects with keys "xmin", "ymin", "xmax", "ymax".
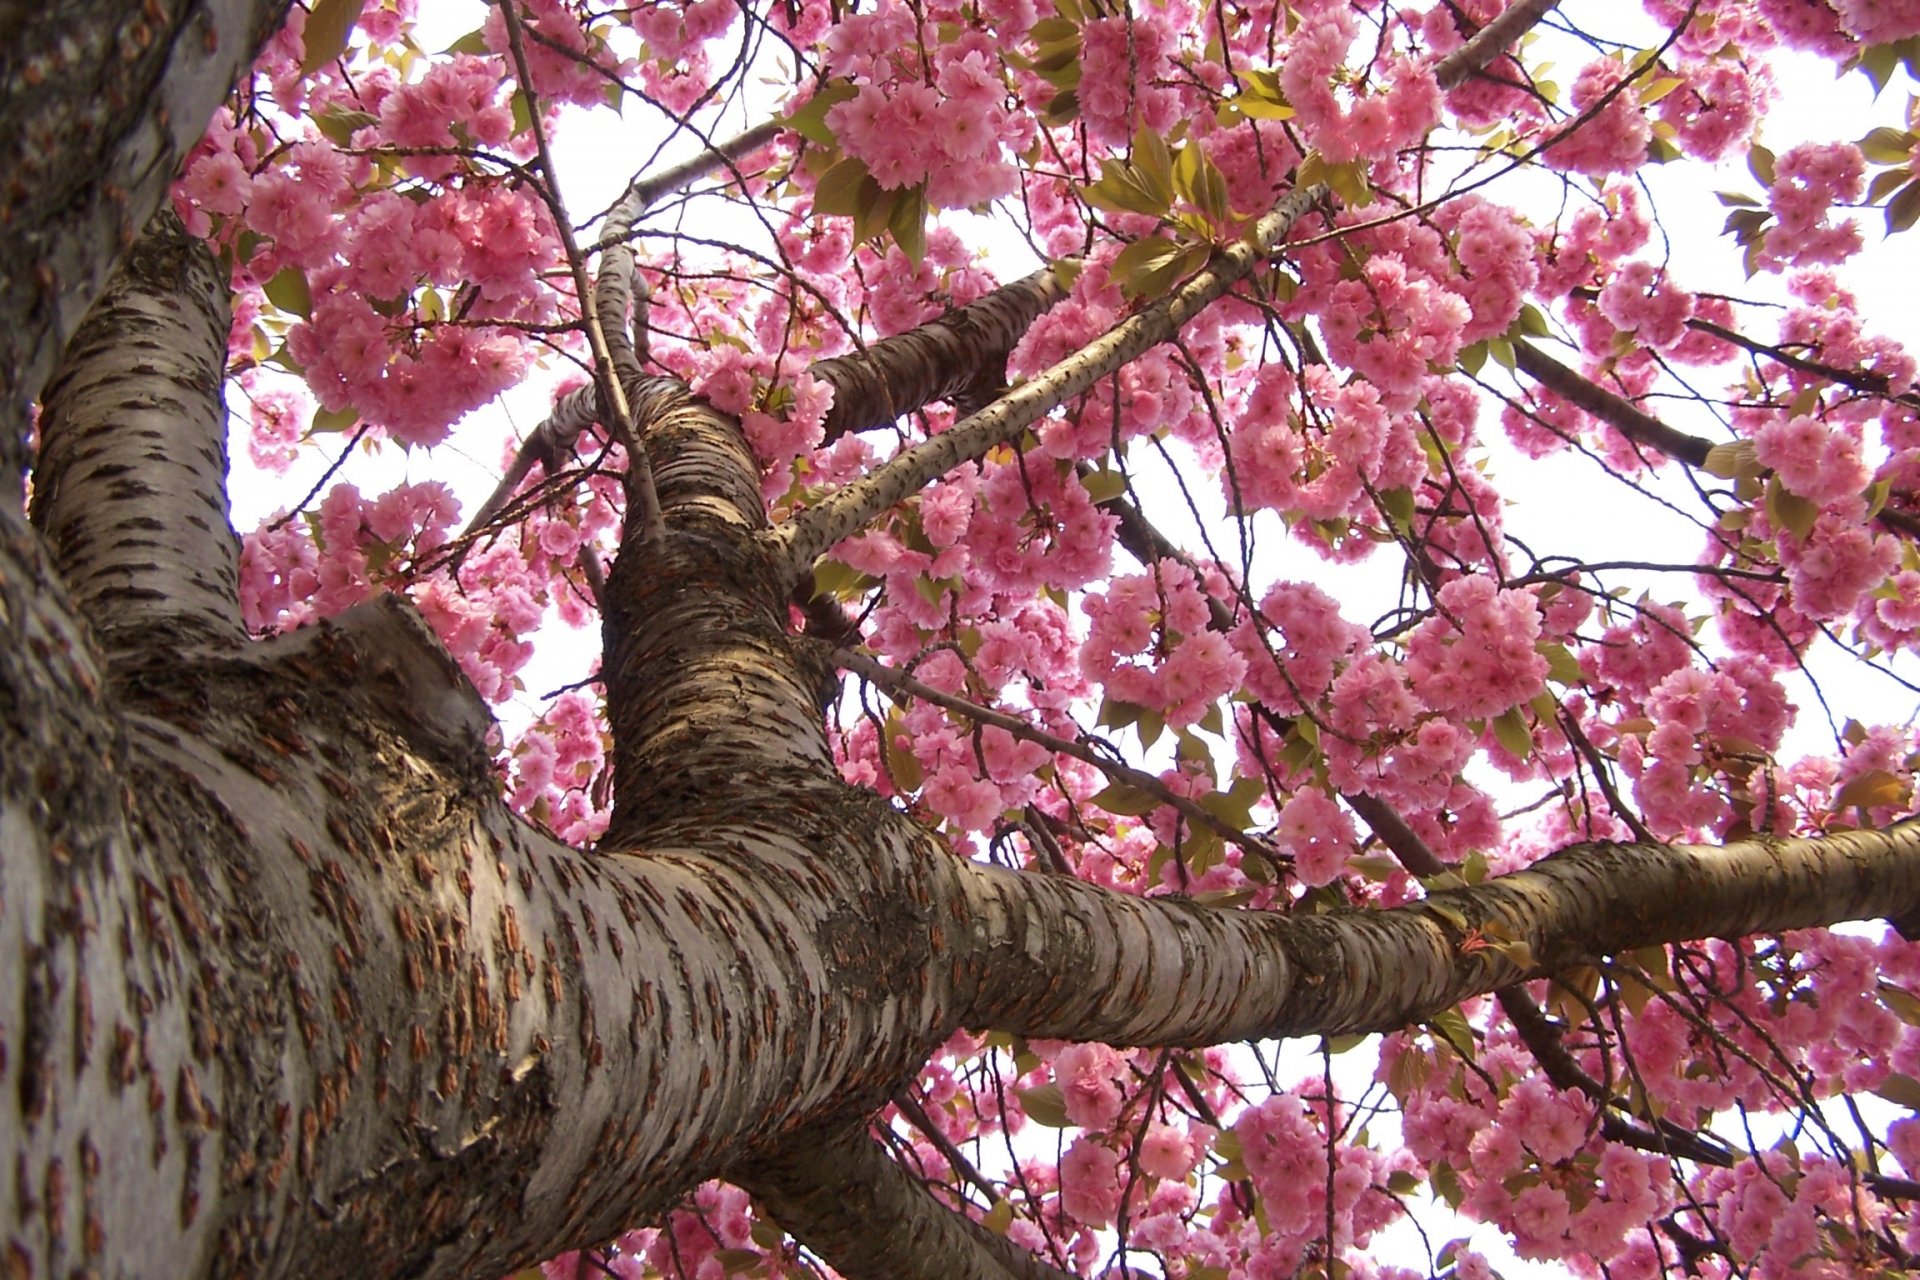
[
  {"xmin": 1112, "ymin": 235, "xmax": 1185, "ymax": 297},
  {"xmin": 1079, "ymin": 467, "xmax": 1127, "ymax": 503},
  {"xmin": 1016, "ymin": 1082, "xmax": 1070, "ymax": 1126},
  {"xmin": 509, "ymin": 89, "xmax": 534, "ymax": 138},
  {"xmin": 1456, "ymin": 341, "xmax": 1488, "ymax": 377},
  {"xmin": 813, "ymin": 156, "xmax": 874, "ymax": 216},
  {"xmin": 1081, "ymin": 166, "xmax": 1169, "ymax": 218},
  {"xmin": 1378, "ymin": 486, "xmax": 1415, "ymax": 534},
  {"xmin": 1857, "ymin": 41, "xmax": 1902, "ymax": 95},
  {"xmin": 442, "ymin": 28, "xmax": 490, "ymax": 56},
  {"xmin": 1860, "ymin": 126, "xmax": 1916, "ymax": 164},
  {"xmin": 1091, "ymin": 782, "xmax": 1160, "ymax": 817},
  {"xmin": 312, "ymin": 106, "xmax": 378, "ymax": 148},
  {"xmin": 1491, "ymin": 707, "xmax": 1532, "ymax": 759},
  {"xmin": 301, "ymin": 0, "xmax": 368, "ymax": 74},
  {"xmin": 1748, "ymin": 142, "xmax": 1777, "ymax": 187},
  {"xmin": 1765, "ymin": 475, "xmax": 1820, "ymax": 540},
  {"xmin": 310, "ymin": 404, "xmax": 358, "ymax": 434},
  {"xmin": 1428, "ymin": 1008, "xmax": 1476, "ymax": 1061},
  {"xmin": 781, "ymin": 78, "xmax": 859, "ymax": 147},
  {"xmin": 1836, "ymin": 768, "xmax": 1909, "ymax": 810},
  {"xmin": 1039, "ymin": 88, "xmax": 1081, "ymax": 126},
  {"xmin": 1868, "ymin": 165, "xmax": 1914, "ymax": 204},
  {"xmin": 1536, "ymin": 641, "xmax": 1584, "ymax": 685},
  {"xmin": 1132, "ymin": 126, "xmax": 1176, "ymax": 208},
  {"xmin": 1430, "ymin": 1161, "xmax": 1464, "ymax": 1209},
  {"xmin": 811, "ymin": 558, "xmax": 877, "ymax": 600},
  {"xmin": 883, "ymin": 709, "xmax": 923, "ymax": 791},
  {"xmin": 888, "ymin": 184, "xmax": 928, "ymax": 265},
  {"xmin": 851, "ymin": 182, "xmax": 898, "ymax": 248},
  {"xmin": 1879, "ymin": 981, "xmax": 1920, "ymax": 1027},
  {"xmin": 263, "ymin": 266, "xmax": 313, "ymax": 319},
  {"xmin": 1702, "ymin": 440, "xmax": 1762, "ymax": 479}
]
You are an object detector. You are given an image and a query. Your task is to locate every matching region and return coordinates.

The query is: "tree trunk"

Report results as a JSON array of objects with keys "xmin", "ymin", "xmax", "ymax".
[{"xmin": 7, "ymin": 5, "xmax": 1920, "ymax": 1280}]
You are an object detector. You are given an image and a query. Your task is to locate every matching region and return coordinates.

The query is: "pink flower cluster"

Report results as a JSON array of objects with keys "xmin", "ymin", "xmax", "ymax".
[{"xmin": 821, "ymin": 5, "xmax": 1020, "ymax": 208}]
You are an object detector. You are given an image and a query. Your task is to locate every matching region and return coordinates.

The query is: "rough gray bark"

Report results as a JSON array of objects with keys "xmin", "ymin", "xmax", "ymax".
[
  {"xmin": 5, "ymin": 4, "xmax": 1920, "ymax": 1280},
  {"xmin": 0, "ymin": 0, "xmax": 292, "ymax": 492}
]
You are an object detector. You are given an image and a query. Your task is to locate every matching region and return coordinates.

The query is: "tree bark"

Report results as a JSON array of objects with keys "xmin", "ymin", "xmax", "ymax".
[
  {"xmin": 8, "ymin": 5, "xmax": 1920, "ymax": 1280},
  {"xmin": 0, "ymin": 0, "xmax": 292, "ymax": 492}
]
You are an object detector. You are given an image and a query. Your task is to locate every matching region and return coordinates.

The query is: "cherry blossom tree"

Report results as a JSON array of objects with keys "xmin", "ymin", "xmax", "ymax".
[{"xmin": 13, "ymin": 0, "xmax": 1920, "ymax": 1278}]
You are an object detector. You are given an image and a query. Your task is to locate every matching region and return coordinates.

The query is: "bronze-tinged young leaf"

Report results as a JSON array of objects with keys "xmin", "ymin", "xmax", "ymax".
[
  {"xmin": 1878, "ymin": 981, "xmax": 1920, "ymax": 1028},
  {"xmin": 1835, "ymin": 768, "xmax": 1909, "ymax": 811},
  {"xmin": 1873, "ymin": 1071, "xmax": 1920, "ymax": 1110},
  {"xmin": 1860, "ymin": 126, "xmax": 1917, "ymax": 164},
  {"xmin": 1869, "ymin": 166, "xmax": 1914, "ymax": 204},
  {"xmin": 1887, "ymin": 178, "xmax": 1920, "ymax": 233},
  {"xmin": 1749, "ymin": 142, "xmax": 1777, "ymax": 187},
  {"xmin": 302, "ymin": 0, "xmax": 368, "ymax": 74}
]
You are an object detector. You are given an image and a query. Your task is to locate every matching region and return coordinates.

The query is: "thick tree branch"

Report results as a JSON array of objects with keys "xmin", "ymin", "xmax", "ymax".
[
  {"xmin": 1511, "ymin": 339, "xmax": 1713, "ymax": 467},
  {"xmin": 955, "ymin": 823, "xmax": 1920, "ymax": 1045},
  {"xmin": 0, "ymin": 0, "xmax": 292, "ymax": 491},
  {"xmin": 30, "ymin": 207, "xmax": 246, "ymax": 656},
  {"xmin": 1433, "ymin": 0, "xmax": 1561, "ymax": 90},
  {"xmin": 1512, "ymin": 338, "xmax": 1920, "ymax": 542},
  {"xmin": 807, "ymin": 267, "xmax": 1068, "ymax": 442},
  {"xmin": 739, "ymin": 1125, "xmax": 1078, "ymax": 1280},
  {"xmin": 764, "ymin": 183, "xmax": 1329, "ymax": 586}
]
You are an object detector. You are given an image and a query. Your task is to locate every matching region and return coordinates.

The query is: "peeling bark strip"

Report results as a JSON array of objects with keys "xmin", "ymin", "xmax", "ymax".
[
  {"xmin": 32, "ymin": 208, "xmax": 245, "ymax": 656},
  {"xmin": 955, "ymin": 823, "xmax": 1920, "ymax": 1044}
]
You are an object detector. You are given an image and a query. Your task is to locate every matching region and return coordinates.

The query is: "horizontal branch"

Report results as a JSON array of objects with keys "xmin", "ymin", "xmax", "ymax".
[
  {"xmin": 1511, "ymin": 339, "xmax": 1713, "ymax": 467},
  {"xmin": 1433, "ymin": 0, "xmax": 1559, "ymax": 90},
  {"xmin": 956, "ymin": 822, "xmax": 1920, "ymax": 1045},
  {"xmin": 764, "ymin": 184, "xmax": 1328, "ymax": 585},
  {"xmin": 738, "ymin": 1125, "xmax": 1078, "ymax": 1280},
  {"xmin": 808, "ymin": 266, "xmax": 1068, "ymax": 442}
]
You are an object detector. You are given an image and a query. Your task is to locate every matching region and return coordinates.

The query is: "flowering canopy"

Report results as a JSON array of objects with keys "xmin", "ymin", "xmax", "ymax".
[{"xmin": 177, "ymin": 0, "xmax": 1920, "ymax": 1275}]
